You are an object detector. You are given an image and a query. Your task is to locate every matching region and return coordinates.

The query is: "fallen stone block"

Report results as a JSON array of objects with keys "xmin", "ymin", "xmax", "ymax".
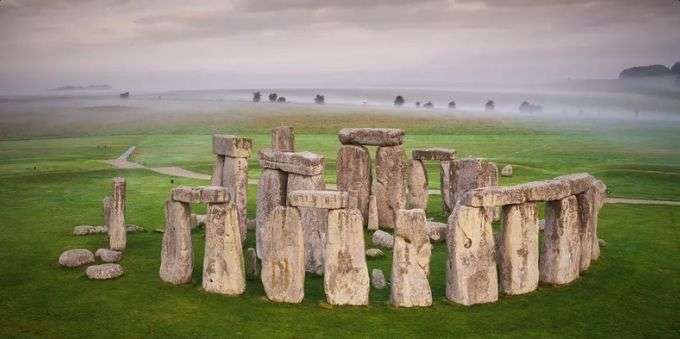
[
  {"xmin": 287, "ymin": 190, "xmax": 349, "ymax": 209},
  {"xmin": 125, "ymin": 224, "xmax": 144, "ymax": 233},
  {"xmin": 73, "ymin": 225, "xmax": 96, "ymax": 236},
  {"xmin": 372, "ymin": 230, "xmax": 394, "ymax": 249},
  {"xmin": 86, "ymin": 263, "xmax": 124, "ymax": 280},
  {"xmin": 371, "ymin": 269, "xmax": 387, "ymax": 289},
  {"xmin": 59, "ymin": 249, "xmax": 95, "ymax": 268},
  {"xmin": 412, "ymin": 148, "xmax": 456, "ymax": 161},
  {"xmin": 259, "ymin": 149, "xmax": 324, "ymax": 176},
  {"xmin": 212, "ymin": 134, "xmax": 252, "ymax": 158},
  {"xmin": 460, "ymin": 185, "xmax": 526, "ymax": 207},
  {"xmin": 365, "ymin": 248, "xmax": 385, "ymax": 258},
  {"xmin": 520, "ymin": 179, "xmax": 571, "ymax": 202},
  {"xmin": 95, "ymin": 248, "xmax": 122, "ymax": 263},
  {"xmin": 338, "ymin": 128, "xmax": 405, "ymax": 146}
]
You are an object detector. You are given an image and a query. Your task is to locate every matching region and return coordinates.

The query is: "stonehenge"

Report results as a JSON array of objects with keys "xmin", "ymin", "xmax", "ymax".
[
  {"xmin": 374, "ymin": 144, "xmax": 407, "ymax": 228},
  {"xmin": 107, "ymin": 177, "xmax": 126, "ymax": 251},
  {"xmin": 203, "ymin": 202, "xmax": 245, "ymax": 295},
  {"xmin": 409, "ymin": 148, "xmax": 456, "ymax": 213},
  {"xmin": 391, "ymin": 209, "xmax": 432, "ymax": 307},
  {"xmin": 336, "ymin": 144, "xmax": 371, "ymax": 219}
]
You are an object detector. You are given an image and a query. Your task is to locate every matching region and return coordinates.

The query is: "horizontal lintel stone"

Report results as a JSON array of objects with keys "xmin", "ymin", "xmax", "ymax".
[
  {"xmin": 460, "ymin": 186, "xmax": 526, "ymax": 207},
  {"xmin": 213, "ymin": 135, "xmax": 252, "ymax": 158},
  {"xmin": 287, "ymin": 190, "xmax": 349, "ymax": 209},
  {"xmin": 412, "ymin": 148, "xmax": 456, "ymax": 161},
  {"xmin": 519, "ymin": 179, "xmax": 571, "ymax": 202},
  {"xmin": 259, "ymin": 149, "xmax": 324, "ymax": 176},
  {"xmin": 554, "ymin": 173, "xmax": 596, "ymax": 195},
  {"xmin": 172, "ymin": 186, "xmax": 229, "ymax": 203},
  {"xmin": 338, "ymin": 128, "xmax": 404, "ymax": 146}
]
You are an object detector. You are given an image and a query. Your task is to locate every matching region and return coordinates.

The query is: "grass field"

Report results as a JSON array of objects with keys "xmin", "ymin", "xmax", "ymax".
[{"xmin": 0, "ymin": 106, "xmax": 678, "ymax": 337}]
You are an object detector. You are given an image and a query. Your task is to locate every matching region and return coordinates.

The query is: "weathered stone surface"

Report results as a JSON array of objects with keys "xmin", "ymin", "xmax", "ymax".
[
  {"xmin": 371, "ymin": 269, "xmax": 387, "ymax": 289},
  {"xmin": 374, "ymin": 145, "xmax": 407, "ymax": 228},
  {"xmin": 211, "ymin": 155, "xmax": 225, "ymax": 186},
  {"xmin": 520, "ymin": 179, "xmax": 571, "ymax": 202},
  {"xmin": 460, "ymin": 185, "xmax": 526, "ymax": 207},
  {"xmin": 172, "ymin": 186, "xmax": 229, "ymax": 204},
  {"xmin": 73, "ymin": 225, "xmax": 96, "ymax": 236},
  {"xmin": 501, "ymin": 164, "xmax": 513, "ymax": 177},
  {"xmin": 426, "ymin": 221, "xmax": 448, "ymax": 243},
  {"xmin": 271, "ymin": 126, "xmax": 295, "ymax": 152},
  {"xmin": 171, "ymin": 186, "xmax": 201, "ymax": 203},
  {"xmin": 259, "ymin": 149, "xmax": 324, "ymax": 176},
  {"xmin": 287, "ymin": 190, "xmax": 349, "ymax": 209},
  {"xmin": 446, "ymin": 205, "xmax": 498, "ymax": 305},
  {"xmin": 578, "ymin": 187, "xmax": 605, "ymax": 269},
  {"xmin": 450, "ymin": 158, "xmax": 498, "ymax": 207},
  {"xmin": 540, "ymin": 196, "xmax": 581, "ymax": 285},
  {"xmin": 102, "ymin": 196, "xmax": 111, "ymax": 230},
  {"xmin": 255, "ymin": 169, "xmax": 287, "ymax": 259},
  {"xmin": 245, "ymin": 247, "xmax": 259, "ymax": 280},
  {"xmin": 95, "ymin": 248, "xmax": 122, "ymax": 263},
  {"xmin": 200, "ymin": 186, "xmax": 229, "ymax": 204},
  {"xmin": 592, "ymin": 179, "xmax": 607, "ymax": 195},
  {"xmin": 555, "ymin": 173, "xmax": 596, "ymax": 195},
  {"xmin": 86, "ymin": 263, "xmax": 124, "ymax": 280},
  {"xmin": 203, "ymin": 203, "xmax": 245, "ymax": 295},
  {"xmin": 261, "ymin": 206, "xmax": 305, "ymax": 303},
  {"xmin": 366, "ymin": 248, "xmax": 385, "ymax": 258},
  {"xmin": 125, "ymin": 224, "xmax": 144, "ymax": 233},
  {"xmin": 222, "ymin": 156, "xmax": 248, "ymax": 240},
  {"xmin": 592, "ymin": 187, "xmax": 606, "ymax": 261},
  {"xmin": 94, "ymin": 226, "xmax": 107, "ymax": 234},
  {"xmin": 58, "ymin": 249, "xmax": 95, "ymax": 268},
  {"xmin": 159, "ymin": 200, "xmax": 193, "ymax": 285},
  {"xmin": 336, "ymin": 145, "xmax": 372, "ymax": 220},
  {"xmin": 440, "ymin": 161, "xmax": 453, "ymax": 215},
  {"xmin": 499, "ymin": 202, "xmax": 539, "ymax": 295},
  {"xmin": 107, "ymin": 177, "xmax": 127, "ymax": 251},
  {"xmin": 213, "ymin": 134, "xmax": 252, "ymax": 158},
  {"xmin": 288, "ymin": 174, "xmax": 327, "ymax": 275},
  {"xmin": 367, "ymin": 195, "xmax": 379, "ymax": 230},
  {"xmin": 391, "ymin": 209, "xmax": 432, "ymax": 307},
  {"xmin": 324, "ymin": 209, "xmax": 370, "ymax": 306},
  {"xmin": 407, "ymin": 159, "xmax": 428, "ymax": 210},
  {"xmin": 412, "ymin": 148, "xmax": 455, "ymax": 161},
  {"xmin": 372, "ymin": 230, "xmax": 394, "ymax": 249},
  {"xmin": 338, "ymin": 128, "xmax": 404, "ymax": 146}
]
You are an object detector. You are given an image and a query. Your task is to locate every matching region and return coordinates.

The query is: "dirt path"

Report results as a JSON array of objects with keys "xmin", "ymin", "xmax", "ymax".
[{"xmin": 103, "ymin": 146, "xmax": 680, "ymax": 206}]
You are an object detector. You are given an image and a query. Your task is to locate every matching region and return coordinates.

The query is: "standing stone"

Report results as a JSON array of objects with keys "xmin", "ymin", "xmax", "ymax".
[
  {"xmin": 577, "ymin": 188, "xmax": 603, "ymax": 271},
  {"xmin": 450, "ymin": 158, "xmax": 498, "ymax": 206},
  {"xmin": 499, "ymin": 202, "xmax": 539, "ymax": 295},
  {"xmin": 374, "ymin": 145, "xmax": 407, "ymax": 229},
  {"xmin": 288, "ymin": 173, "xmax": 327, "ymax": 275},
  {"xmin": 446, "ymin": 205, "xmax": 498, "ymax": 305},
  {"xmin": 407, "ymin": 159, "xmax": 428, "ymax": 210},
  {"xmin": 211, "ymin": 155, "xmax": 225, "ymax": 186},
  {"xmin": 540, "ymin": 196, "xmax": 581, "ymax": 285},
  {"xmin": 591, "ymin": 180, "xmax": 606, "ymax": 261},
  {"xmin": 272, "ymin": 126, "xmax": 295, "ymax": 152},
  {"xmin": 256, "ymin": 168, "xmax": 287, "ymax": 259},
  {"xmin": 372, "ymin": 269, "xmax": 387, "ymax": 289},
  {"xmin": 324, "ymin": 209, "xmax": 370, "ymax": 306},
  {"xmin": 108, "ymin": 177, "xmax": 126, "ymax": 251},
  {"xmin": 222, "ymin": 156, "xmax": 248, "ymax": 241},
  {"xmin": 203, "ymin": 203, "xmax": 245, "ymax": 295},
  {"xmin": 245, "ymin": 247, "xmax": 259, "ymax": 280},
  {"xmin": 367, "ymin": 195, "xmax": 379, "ymax": 230},
  {"xmin": 391, "ymin": 209, "xmax": 432, "ymax": 307},
  {"xmin": 336, "ymin": 145, "xmax": 372, "ymax": 221},
  {"xmin": 440, "ymin": 161, "xmax": 453, "ymax": 215},
  {"xmin": 159, "ymin": 200, "xmax": 193, "ymax": 285},
  {"xmin": 261, "ymin": 206, "xmax": 305, "ymax": 303}
]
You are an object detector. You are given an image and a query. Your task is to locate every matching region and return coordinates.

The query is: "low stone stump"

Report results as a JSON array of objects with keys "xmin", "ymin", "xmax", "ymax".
[
  {"xmin": 202, "ymin": 202, "xmax": 245, "ymax": 295},
  {"xmin": 412, "ymin": 148, "xmax": 455, "ymax": 161},
  {"xmin": 374, "ymin": 145, "xmax": 407, "ymax": 228},
  {"xmin": 58, "ymin": 249, "xmax": 95, "ymax": 268},
  {"xmin": 407, "ymin": 159, "xmax": 428, "ymax": 210},
  {"xmin": 212, "ymin": 134, "xmax": 252, "ymax": 158},
  {"xmin": 222, "ymin": 156, "xmax": 249, "ymax": 241},
  {"xmin": 336, "ymin": 144, "xmax": 372, "ymax": 220},
  {"xmin": 446, "ymin": 205, "xmax": 498, "ymax": 305},
  {"xmin": 391, "ymin": 209, "xmax": 432, "ymax": 307},
  {"xmin": 255, "ymin": 168, "xmax": 287, "ymax": 259},
  {"xmin": 324, "ymin": 209, "xmax": 369, "ymax": 306},
  {"xmin": 259, "ymin": 149, "xmax": 324, "ymax": 176},
  {"xmin": 367, "ymin": 195, "xmax": 379, "ymax": 230},
  {"xmin": 366, "ymin": 248, "xmax": 385, "ymax": 258},
  {"xmin": 108, "ymin": 177, "xmax": 126, "ymax": 251},
  {"xmin": 86, "ymin": 263, "xmax": 124, "ymax": 280},
  {"xmin": 288, "ymin": 174, "xmax": 327, "ymax": 276},
  {"xmin": 372, "ymin": 230, "xmax": 394, "ymax": 249},
  {"xmin": 338, "ymin": 128, "xmax": 404, "ymax": 146},
  {"xmin": 287, "ymin": 190, "xmax": 349, "ymax": 209},
  {"xmin": 540, "ymin": 195, "xmax": 581, "ymax": 285},
  {"xmin": 73, "ymin": 225, "xmax": 97, "ymax": 236},
  {"xmin": 95, "ymin": 248, "xmax": 122, "ymax": 263},
  {"xmin": 271, "ymin": 126, "xmax": 295, "ymax": 152},
  {"xmin": 261, "ymin": 206, "xmax": 305, "ymax": 303},
  {"xmin": 499, "ymin": 202, "xmax": 539, "ymax": 295},
  {"xmin": 159, "ymin": 200, "xmax": 193, "ymax": 285}
]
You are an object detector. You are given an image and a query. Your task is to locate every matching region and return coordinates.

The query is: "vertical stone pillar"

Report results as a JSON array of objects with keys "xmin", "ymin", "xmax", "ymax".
[
  {"xmin": 499, "ymin": 202, "xmax": 539, "ymax": 295},
  {"xmin": 591, "ymin": 180, "xmax": 606, "ymax": 261},
  {"xmin": 159, "ymin": 200, "xmax": 193, "ymax": 284},
  {"xmin": 261, "ymin": 206, "xmax": 305, "ymax": 303},
  {"xmin": 108, "ymin": 177, "xmax": 126, "ymax": 251},
  {"xmin": 446, "ymin": 205, "xmax": 498, "ymax": 305},
  {"xmin": 288, "ymin": 173, "xmax": 327, "ymax": 275},
  {"xmin": 203, "ymin": 202, "xmax": 245, "ymax": 295},
  {"xmin": 450, "ymin": 158, "xmax": 498, "ymax": 207},
  {"xmin": 440, "ymin": 160, "xmax": 453, "ymax": 215},
  {"xmin": 272, "ymin": 126, "xmax": 295, "ymax": 152},
  {"xmin": 407, "ymin": 159, "xmax": 428, "ymax": 210},
  {"xmin": 374, "ymin": 145, "xmax": 407, "ymax": 229},
  {"xmin": 391, "ymin": 209, "xmax": 432, "ymax": 307},
  {"xmin": 540, "ymin": 195, "xmax": 581, "ymax": 285},
  {"xmin": 210, "ymin": 155, "xmax": 225, "ymax": 186},
  {"xmin": 336, "ymin": 145, "xmax": 372, "ymax": 221},
  {"xmin": 255, "ymin": 168, "xmax": 287, "ymax": 259},
  {"xmin": 222, "ymin": 156, "xmax": 249, "ymax": 241},
  {"xmin": 367, "ymin": 195, "xmax": 379, "ymax": 230},
  {"xmin": 324, "ymin": 208, "xmax": 369, "ymax": 306}
]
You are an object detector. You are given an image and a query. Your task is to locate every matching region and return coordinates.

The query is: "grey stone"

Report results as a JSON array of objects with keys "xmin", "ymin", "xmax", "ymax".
[
  {"xmin": 95, "ymin": 248, "xmax": 122, "ymax": 263},
  {"xmin": 374, "ymin": 145, "xmax": 407, "ymax": 228},
  {"xmin": 336, "ymin": 145, "xmax": 372, "ymax": 220},
  {"xmin": 324, "ymin": 209, "xmax": 370, "ymax": 306},
  {"xmin": 245, "ymin": 247, "xmax": 259, "ymax": 280},
  {"xmin": 261, "ymin": 206, "xmax": 305, "ymax": 303},
  {"xmin": 426, "ymin": 221, "xmax": 448, "ymax": 243},
  {"xmin": 555, "ymin": 173, "xmax": 596, "ymax": 195},
  {"xmin": 212, "ymin": 134, "xmax": 252, "ymax": 158},
  {"xmin": 598, "ymin": 238, "xmax": 606, "ymax": 247},
  {"xmin": 58, "ymin": 249, "xmax": 95, "ymax": 268},
  {"xmin": 412, "ymin": 148, "xmax": 455, "ymax": 161},
  {"xmin": 338, "ymin": 128, "xmax": 405, "ymax": 146},
  {"xmin": 460, "ymin": 185, "xmax": 526, "ymax": 207},
  {"xmin": 259, "ymin": 149, "xmax": 324, "ymax": 176},
  {"xmin": 172, "ymin": 186, "xmax": 229, "ymax": 204},
  {"xmin": 222, "ymin": 156, "xmax": 248, "ymax": 240},
  {"xmin": 365, "ymin": 248, "xmax": 385, "ymax": 258},
  {"xmin": 498, "ymin": 202, "xmax": 539, "ymax": 295},
  {"xmin": 446, "ymin": 205, "xmax": 498, "ymax": 306},
  {"xmin": 540, "ymin": 196, "xmax": 581, "ymax": 285},
  {"xmin": 159, "ymin": 200, "xmax": 193, "ymax": 285},
  {"xmin": 367, "ymin": 195, "xmax": 379, "ymax": 230},
  {"xmin": 407, "ymin": 159, "xmax": 428, "ymax": 210},
  {"xmin": 73, "ymin": 225, "xmax": 96, "ymax": 236},
  {"xmin": 520, "ymin": 179, "xmax": 571, "ymax": 202},
  {"xmin": 255, "ymin": 168, "xmax": 287, "ymax": 259},
  {"xmin": 200, "ymin": 186, "xmax": 230, "ymax": 204},
  {"xmin": 288, "ymin": 173, "xmax": 327, "ymax": 276},
  {"xmin": 272, "ymin": 126, "xmax": 295, "ymax": 152},
  {"xmin": 86, "ymin": 263, "xmax": 124, "ymax": 280},
  {"xmin": 125, "ymin": 224, "xmax": 144, "ymax": 233},
  {"xmin": 203, "ymin": 203, "xmax": 245, "ymax": 295},
  {"xmin": 372, "ymin": 230, "xmax": 394, "ymax": 249},
  {"xmin": 449, "ymin": 158, "xmax": 498, "ymax": 208},
  {"xmin": 287, "ymin": 190, "xmax": 349, "ymax": 209},
  {"xmin": 592, "ymin": 185, "xmax": 606, "ymax": 261},
  {"xmin": 440, "ymin": 161, "xmax": 453, "ymax": 215},
  {"xmin": 391, "ymin": 209, "xmax": 432, "ymax": 307},
  {"xmin": 501, "ymin": 164, "xmax": 513, "ymax": 177},
  {"xmin": 210, "ymin": 155, "xmax": 225, "ymax": 186},
  {"xmin": 108, "ymin": 177, "xmax": 126, "ymax": 251},
  {"xmin": 371, "ymin": 269, "xmax": 387, "ymax": 289}
]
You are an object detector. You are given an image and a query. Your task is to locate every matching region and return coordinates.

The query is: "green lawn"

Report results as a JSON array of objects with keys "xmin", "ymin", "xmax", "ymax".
[{"xmin": 0, "ymin": 110, "xmax": 678, "ymax": 337}]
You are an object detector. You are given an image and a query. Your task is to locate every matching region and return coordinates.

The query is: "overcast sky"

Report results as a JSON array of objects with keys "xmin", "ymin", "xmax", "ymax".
[{"xmin": 1, "ymin": 0, "xmax": 679, "ymax": 91}]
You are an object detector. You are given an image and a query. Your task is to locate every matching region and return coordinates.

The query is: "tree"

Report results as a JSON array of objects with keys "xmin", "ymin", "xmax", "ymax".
[
  {"xmin": 424, "ymin": 101, "xmax": 434, "ymax": 109},
  {"xmin": 315, "ymin": 95, "xmax": 325, "ymax": 104},
  {"xmin": 394, "ymin": 95, "xmax": 405, "ymax": 106},
  {"xmin": 268, "ymin": 93, "xmax": 278, "ymax": 102},
  {"xmin": 253, "ymin": 91, "xmax": 261, "ymax": 102},
  {"xmin": 415, "ymin": 101, "xmax": 421, "ymax": 108},
  {"xmin": 277, "ymin": 96, "xmax": 286, "ymax": 103},
  {"xmin": 448, "ymin": 100, "xmax": 456, "ymax": 109},
  {"xmin": 485, "ymin": 100, "xmax": 495, "ymax": 111}
]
